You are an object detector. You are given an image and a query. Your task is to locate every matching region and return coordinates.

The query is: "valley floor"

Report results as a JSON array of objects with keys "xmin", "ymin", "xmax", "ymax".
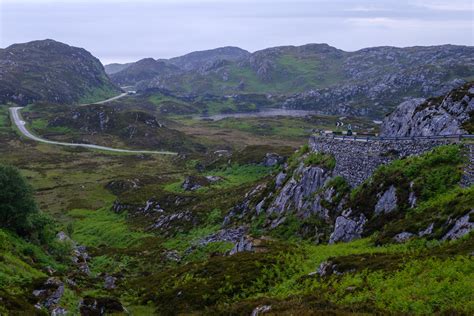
[{"xmin": 0, "ymin": 101, "xmax": 473, "ymax": 315}]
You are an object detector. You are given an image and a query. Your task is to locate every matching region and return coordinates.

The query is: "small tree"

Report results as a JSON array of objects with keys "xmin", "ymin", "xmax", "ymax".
[{"xmin": 0, "ymin": 165, "xmax": 38, "ymax": 235}]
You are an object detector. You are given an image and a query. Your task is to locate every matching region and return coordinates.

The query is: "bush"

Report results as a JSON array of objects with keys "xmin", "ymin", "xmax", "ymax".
[
  {"xmin": 0, "ymin": 165, "xmax": 38, "ymax": 236},
  {"xmin": 303, "ymin": 152, "xmax": 336, "ymax": 170}
]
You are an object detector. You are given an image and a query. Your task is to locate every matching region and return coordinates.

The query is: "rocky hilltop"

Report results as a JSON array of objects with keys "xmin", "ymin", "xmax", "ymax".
[
  {"xmin": 108, "ymin": 44, "xmax": 474, "ymax": 118},
  {"xmin": 110, "ymin": 58, "xmax": 182, "ymax": 87},
  {"xmin": 0, "ymin": 39, "xmax": 120, "ymax": 106},
  {"xmin": 381, "ymin": 81, "xmax": 474, "ymax": 136},
  {"xmin": 168, "ymin": 46, "xmax": 250, "ymax": 71}
]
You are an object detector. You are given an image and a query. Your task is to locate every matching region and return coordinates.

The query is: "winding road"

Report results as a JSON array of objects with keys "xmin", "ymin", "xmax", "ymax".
[{"xmin": 9, "ymin": 93, "xmax": 178, "ymax": 155}]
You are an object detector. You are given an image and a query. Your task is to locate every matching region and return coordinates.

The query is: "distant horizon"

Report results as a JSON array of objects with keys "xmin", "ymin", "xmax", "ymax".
[
  {"xmin": 2, "ymin": 38, "xmax": 473, "ymax": 66},
  {"xmin": 1, "ymin": 0, "xmax": 473, "ymax": 64}
]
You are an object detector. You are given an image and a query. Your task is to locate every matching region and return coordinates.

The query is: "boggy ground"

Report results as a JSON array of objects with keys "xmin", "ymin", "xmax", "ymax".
[{"xmin": 0, "ymin": 102, "xmax": 472, "ymax": 315}]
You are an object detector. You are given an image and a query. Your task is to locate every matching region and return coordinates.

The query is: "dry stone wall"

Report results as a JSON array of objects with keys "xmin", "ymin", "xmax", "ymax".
[{"xmin": 309, "ymin": 136, "xmax": 467, "ymax": 187}]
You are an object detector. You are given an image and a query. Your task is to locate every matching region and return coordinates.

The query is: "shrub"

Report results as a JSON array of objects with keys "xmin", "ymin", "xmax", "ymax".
[
  {"xmin": 0, "ymin": 165, "xmax": 38, "ymax": 236},
  {"xmin": 303, "ymin": 152, "xmax": 336, "ymax": 170}
]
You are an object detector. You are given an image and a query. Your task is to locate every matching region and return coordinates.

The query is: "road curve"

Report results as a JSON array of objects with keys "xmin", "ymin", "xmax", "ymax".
[
  {"xmin": 79, "ymin": 92, "xmax": 129, "ymax": 106},
  {"xmin": 9, "ymin": 107, "xmax": 177, "ymax": 155}
]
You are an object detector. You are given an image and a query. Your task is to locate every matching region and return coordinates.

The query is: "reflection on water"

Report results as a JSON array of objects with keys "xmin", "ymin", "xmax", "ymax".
[{"xmin": 196, "ymin": 108, "xmax": 323, "ymax": 121}]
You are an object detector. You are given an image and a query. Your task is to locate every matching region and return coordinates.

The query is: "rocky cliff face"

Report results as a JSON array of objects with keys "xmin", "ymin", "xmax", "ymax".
[
  {"xmin": 381, "ymin": 82, "xmax": 474, "ymax": 136},
  {"xmin": 0, "ymin": 39, "xmax": 120, "ymax": 105}
]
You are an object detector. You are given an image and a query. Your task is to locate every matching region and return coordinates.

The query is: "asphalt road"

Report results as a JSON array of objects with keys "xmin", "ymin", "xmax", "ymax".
[
  {"xmin": 9, "ymin": 94, "xmax": 178, "ymax": 155},
  {"xmin": 79, "ymin": 92, "xmax": 129, "ymax": 106}
]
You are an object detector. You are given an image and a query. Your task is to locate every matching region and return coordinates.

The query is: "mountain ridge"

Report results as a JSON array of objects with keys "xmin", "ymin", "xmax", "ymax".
[{"xmin": 107, "ymin": 43, "xmax": 474, "ymax": 118}]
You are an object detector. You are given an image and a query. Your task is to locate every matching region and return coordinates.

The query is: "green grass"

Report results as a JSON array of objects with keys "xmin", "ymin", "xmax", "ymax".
[
  {"xmin": 303, "ymin": 152, "xmax": 336, "ymax": 170},
  {"xmin": 29, "ymin": 117, "xmax": 72, "ymax": 134},
  {"xmin": 69, "ymin": 208, "xmax": 152, "ymax": 248},
  {"xmin": 322, "ymin": 256, "xmax": 474, "ymax": 314},
  {"xmin": 165, "ymin": 164, "xmax": 272, "ymax": 193},
  {"xmin": 209, "ymin": 164, "xmax": 272, "ymax": 188},
  {"xmin": 78, "ymin": 84, "xmax": 120, "ymax": 104},
  {"xmin": 0, "ymin": 229, "xmax": 65, "ymax": 295}
]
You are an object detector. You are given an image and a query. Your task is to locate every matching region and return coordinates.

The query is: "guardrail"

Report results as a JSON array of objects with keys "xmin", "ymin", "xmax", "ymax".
[{"xmin": 313, "ymin": 134, "xmax": 474, "ymax": 142}]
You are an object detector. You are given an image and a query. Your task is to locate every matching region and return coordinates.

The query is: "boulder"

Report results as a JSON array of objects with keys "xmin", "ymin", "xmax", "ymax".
[
  {"xmin": 442, "ymin": 211, "xmax": 474, "ymax": 241},
  {"xmin": 181, "ymin": 175, "xmax": 218, "ymax": 191},
  {"xmin": 329, "ymin": 211, "xmax": 367, "ymax": 244},
  {"xmin": 251, "ymin": 305, "xmax": 272, "ymax": 316},
  {"xmin": 374, "ymin": 185, "xmax": 398, "ymax": 214},
  {"xmin": 261, "ymin": 153, "xmax": 284, "ymax": 167},
  {"xmin": 393, "ymin": 232, "xmax": 415, "ymax": 243}
]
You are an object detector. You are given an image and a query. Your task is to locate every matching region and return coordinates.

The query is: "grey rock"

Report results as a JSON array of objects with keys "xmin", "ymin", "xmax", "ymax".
[
  {"xmin": 56, "ymin": 232, "xmax": 91, "ymax": 276},
  {"xmin": 33, "ymin": 277, "xmax": 65, "ymax": 311},
  {"xmin": 275, "ymin": 172, "xmax": 287, "ymax": 188},
  {"xmin": 374, "ymin": 185, "xmax": 398, "ymax": 214},
  {"xmin": 198, "ymin": 227, "xmax": 247, "ymax": 246},
  {"xmin": 262, "ymin": 153, "xmax": 283, "ymax": 167},
  {"xmin": 408, "ymin": 181, "xmax": 417, "ymax": 208},
  {"xmin": 418, "ymin": 223, "xmax": 434, "ymax": 237},
  {"xmin": 317, "ymin": 261, "xmax": 338, "ymax": 277},
  {"xmin": 329, "ymin": 211, "xmax": 367, "ymax": 244},
  {"xmin": 205, "ymin": 175, "xmax": 223, "ymax": 183},
  {"xmin": 104, "ymin": 275, "xmax": 117, "ymax": 290},
  {"xmin": 393, "ymin": 232, "xmax": 415, "ymax": 243},
  {"xmin": 381, "ymin": 83, "xmax": 473, "ymax": 137},
  {"xmin": 229, "ymin": 237, "xmax": 254, "ymax": 255},
  {"xmin": 164, "ymin": 250, "xmax": 181, "ymax": 262},
  {"xmin": 51, "ymin": 307, "xmax": 68, "ymax": 316},
  {"xmin": 267, "ymin": 164, "xmax": 331, "ymax": 220},
  {"xmin": 251, "ymin": 305, "xmax": 272, "ymax": 316},
  {"xmin": 151, "ymin": 211, "xmax": 192, "ymax": 231},
  {"xmin": 442, "ymin": 211, "xmax": 474, "ymax": 241}
]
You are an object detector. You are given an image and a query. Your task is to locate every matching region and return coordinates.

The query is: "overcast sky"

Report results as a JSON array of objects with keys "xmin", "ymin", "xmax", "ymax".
[{"xmin": 0, "ymin": 0, "xmax": 473, "ymax": 64}]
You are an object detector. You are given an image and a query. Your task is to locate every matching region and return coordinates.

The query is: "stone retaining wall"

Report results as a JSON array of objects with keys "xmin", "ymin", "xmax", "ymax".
[{"xmin": 309, "ymin": 136, "xmax": 468, "ymax": 187}]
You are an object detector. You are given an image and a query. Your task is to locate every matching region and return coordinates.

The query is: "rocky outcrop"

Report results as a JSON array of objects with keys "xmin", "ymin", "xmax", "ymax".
[
  {"xmin": 393, "ymin": 232, "xmax": 415, "ymax": 243},
  {"xmin": 266, "ymin": 164, "xmax": 331, "ymax": 221},
  {"xmin": 329, "ymin": 210, "xmax": 367, "ymax": 244},
  {"xmin": 442, "ymin": 211, "xmax": 474, "ymax": 241},
  {"xmin": 33, "ymin": 277, "xmax": 65, "ymax": 314},
  {"xmin": 374, "ymin": 186, "xmax": 398, "ymax": 214},
  {"xmin": 381, "ymin": 82, "xmax": 474, "ymax": 137},
  {"xmin": 181, "ymin": 175, "xmax": 222, "ymax": 191},
  {"xmin": 251, "ymin": 305, "xmax": 272, "ymax": 316},
  {"xmin": 56, "ymin": 231, "xmax": 90, "ymax": 275},
  {"xmin": 262, "ymin": 153, "xmax": 284, "ymax": 167}
]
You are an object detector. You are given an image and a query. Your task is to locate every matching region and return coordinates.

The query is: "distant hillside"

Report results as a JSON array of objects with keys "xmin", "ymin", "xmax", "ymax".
[
  {"xmin": 109, "ymin": 58, "xmax": 182, "ymax": 87},
  {"xmin": 168, "ymin": 46, "xmax": 250, "ymax": 71},
  {"xmin": 104, "ymin": 62, "xmax": 133, "ymax": 75},
  {"xmin": 109, "ymin": 44, "xmax": 474, "ymax": 118},
  {"xmin": 0, "ymin": 39, "xmax": 121, "ymax": 106}
]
